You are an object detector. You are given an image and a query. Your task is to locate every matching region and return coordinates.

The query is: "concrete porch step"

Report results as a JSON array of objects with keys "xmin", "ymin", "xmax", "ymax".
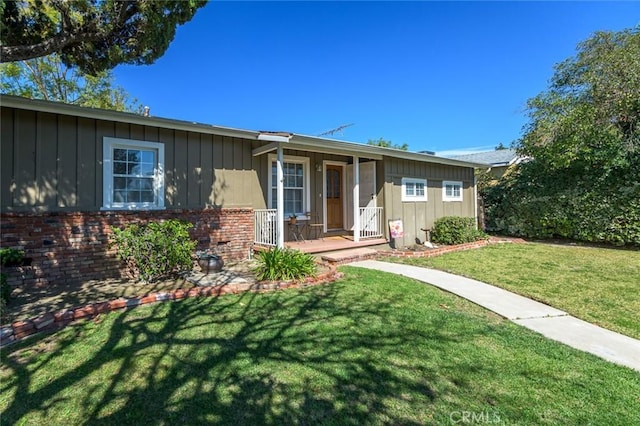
[{"xmin": 320, "ymin": 247, "xmax": 379, "ymax": 265}]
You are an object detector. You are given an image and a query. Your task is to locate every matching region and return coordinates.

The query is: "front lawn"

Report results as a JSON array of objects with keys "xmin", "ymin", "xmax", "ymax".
[
  {"xmin": 386, "ymin": 242, "xmax": 640, "ymax": 339},
  {"xmin": 1, "ymin": 268, "xmax": 638, "ymax": 425}
]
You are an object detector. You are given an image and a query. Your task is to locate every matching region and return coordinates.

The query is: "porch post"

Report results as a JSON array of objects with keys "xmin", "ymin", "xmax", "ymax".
[
  {"xmin": 276, "ymin": 144, "xmax": 285, "ymax": 248},
  {"xmin": 353, "ymin": 155, "xmax": 360, "ymax": 242}
]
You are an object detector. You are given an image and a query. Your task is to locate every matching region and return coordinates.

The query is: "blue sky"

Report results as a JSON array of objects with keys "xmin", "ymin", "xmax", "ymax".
[{"xmin": 115, "ymin": 1, "xmax": 639, "ymax": 155}]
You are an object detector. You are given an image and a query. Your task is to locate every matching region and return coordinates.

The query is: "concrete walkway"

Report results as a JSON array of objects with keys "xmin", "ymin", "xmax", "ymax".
[{"xmin": 351, "ymin": 260, "xmax": 640, "ymax": 372}]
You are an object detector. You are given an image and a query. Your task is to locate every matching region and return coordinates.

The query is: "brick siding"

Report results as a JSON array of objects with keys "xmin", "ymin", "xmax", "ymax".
[{"xmin": 0, "ymin": 208, "xmax": 254, "ymax": 287}]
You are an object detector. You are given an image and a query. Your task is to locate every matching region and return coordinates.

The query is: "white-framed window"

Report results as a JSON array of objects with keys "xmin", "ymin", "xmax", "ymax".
[
  {"xmin": 443, "ymin": 180, "xmax": 463, "ymax": 201},
  {"xmin": 102, "ymin": 137, "xmax": 165, "ymax": 210},
  {"xmin": 268, "ymin": 154, "xmax": 310, "ymax": 218},
  {"xmin": 401, "ymin": 177, "xmax": 427, "ymax": 202}
]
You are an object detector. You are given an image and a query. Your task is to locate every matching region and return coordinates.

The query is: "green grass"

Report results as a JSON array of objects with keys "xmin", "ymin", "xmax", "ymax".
[
  {"xmin": 386, "ymin": 242, "xmax": 640, "ymax": 339},
  {"xmin": 1, "ymin": 268, "xmax": 639, "ymax": 425}
]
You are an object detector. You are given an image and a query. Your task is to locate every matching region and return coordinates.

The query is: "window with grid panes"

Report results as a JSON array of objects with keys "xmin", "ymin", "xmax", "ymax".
[
  {"xmin": 103, "ymin": 137, "xmax": 164, "ymax": 209},
  {"xmin": 270, "ymin": 159, "xmax": 307, "ymax": 216}
]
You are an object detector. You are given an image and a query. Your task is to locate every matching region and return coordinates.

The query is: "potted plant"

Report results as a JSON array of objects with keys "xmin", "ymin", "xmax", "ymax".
[{"xmin": 195, "ymin": 249, "xmax": 224, "ymax": 274}]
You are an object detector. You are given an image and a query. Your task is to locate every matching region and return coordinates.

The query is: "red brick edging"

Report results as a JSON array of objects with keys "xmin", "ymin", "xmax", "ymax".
[
  {"xmin": 0, "ymin": 263, "xmax": 343, "ymax": 347},
  {"xmin": 376, "ymin": 236, "xmax": 526, "ymax": 259}
]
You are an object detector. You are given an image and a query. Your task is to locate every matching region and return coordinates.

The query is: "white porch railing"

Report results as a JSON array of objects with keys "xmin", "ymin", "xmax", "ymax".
[
  {"xmin": 254, "ymin": 209, "xmax": 277, "ymax": 247},
  {"xmin": 359, "ymin": 206, "xmax": 384, "ymax": 239}
]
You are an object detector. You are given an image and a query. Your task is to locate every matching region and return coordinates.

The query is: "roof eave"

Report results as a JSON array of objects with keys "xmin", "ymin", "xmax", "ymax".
[
  {"xmin": 2, "ymin": 95, "xmax": 483, "ymax": 169},
  {"xmin": 0, "ymin": 95, "xmax": 261, "ymax": 140},
  {"xmin": 290, "ymin": 134, "xmax": 484, "ymax": 168}
]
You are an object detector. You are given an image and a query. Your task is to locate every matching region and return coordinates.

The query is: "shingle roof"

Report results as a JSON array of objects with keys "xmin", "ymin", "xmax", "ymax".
[
  {"xmin": 449, "ymin": 149, "xmax": 519, "ymax": 166},
  {"xmin": 2, "ymin": 95, "xmax": 487, "ymax": 169}
]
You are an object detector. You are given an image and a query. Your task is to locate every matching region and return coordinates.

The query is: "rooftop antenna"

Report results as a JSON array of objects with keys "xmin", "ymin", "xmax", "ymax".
[{"xmin": 318, "ymin": 123, "xmax": 354, "ymax": 137}]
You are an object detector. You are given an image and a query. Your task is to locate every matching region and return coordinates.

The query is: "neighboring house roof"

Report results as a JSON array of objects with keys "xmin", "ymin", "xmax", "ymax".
[
  {"xmin": 1, "ymin": 95, "xmax": 486, "ymax": 169},
  {"xmin": 448, "ymin": 149, "xmax": 521, "ymax": 167}
]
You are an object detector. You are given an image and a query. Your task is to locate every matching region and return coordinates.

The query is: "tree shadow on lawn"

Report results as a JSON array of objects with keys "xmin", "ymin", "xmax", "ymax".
[{"xmin": 0, "ymin": 280, "xmax": 502, "ymax": 425}]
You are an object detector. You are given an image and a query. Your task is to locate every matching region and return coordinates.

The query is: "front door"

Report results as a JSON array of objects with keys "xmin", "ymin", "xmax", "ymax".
[{"xmin": 326, "ymin": 164, "xmax": 343, "ymax": 229}]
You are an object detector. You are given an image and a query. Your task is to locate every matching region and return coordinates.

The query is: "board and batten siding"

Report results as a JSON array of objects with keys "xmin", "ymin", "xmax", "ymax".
[
  {"xmin": 383, "ymin": 156, "xmax": 476, "ymax": 247},
  {"xmin": 0, "ymin": 107, "xmax": 266, "ymax": 212}
]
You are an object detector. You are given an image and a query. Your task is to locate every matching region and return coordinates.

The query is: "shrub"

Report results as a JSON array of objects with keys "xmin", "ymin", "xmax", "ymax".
[
  {"xmin": 432, "ymin": 216, "xmax": 487, "ymax": 245},
  {"xmin": 254, "ymin": 247, "xmax": 317, "ymax": 281},
  {"xmin": 0, "ymin": 248, "xmax": 24, "ymax": 266},
  {"xmin": 111, "ymin": 219, "xmax": 197, "ymax": 282}
]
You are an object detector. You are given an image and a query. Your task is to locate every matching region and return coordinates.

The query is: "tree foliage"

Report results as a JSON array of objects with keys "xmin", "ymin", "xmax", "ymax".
[
  {"xmin": 1, "ymin": 0, "xmax": 207, "ymax": 75},
  {"xmin": 1, "ymin": 54, "xmax": 142, "ymax": 112},
  {"xmin": 485, "ymin": 28, "xmax": 640, "ymax": 246},
  {"xmin": 367, "ymin": 137, "xmax": 408, "ymax": 151}
]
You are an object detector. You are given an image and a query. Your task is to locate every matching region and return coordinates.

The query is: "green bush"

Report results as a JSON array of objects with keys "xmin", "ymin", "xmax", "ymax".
[
  {"xmin": 432, "ymin": 216, "xmax": 487, "ymax": 245},
  {"xmin": 0, "ymin": 248, "xmax": 24, "ymax": 266},
  {"xmin": 111, "ymin": 219, "xmax": 197, "ymax": 282},
  {"xmin": 254, "ymin": 247, "xmax": 317, "ymax": 281}
]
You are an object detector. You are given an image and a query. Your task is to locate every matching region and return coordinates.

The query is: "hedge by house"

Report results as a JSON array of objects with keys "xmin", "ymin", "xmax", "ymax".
[{"xmin": 484, "ymin": 171, "xmax": 640, "ymax": 246}]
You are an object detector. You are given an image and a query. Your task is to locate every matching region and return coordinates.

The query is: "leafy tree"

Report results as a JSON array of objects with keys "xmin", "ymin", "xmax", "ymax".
[
  {"xmin": 1, "ymin": 54, "xmax": 142, "ymax": 112},
  {"xmin": 520, "ymin": 28, "xmax": 639, "ymax": 172},
  {"xmin": 485, "ymin": 28, "xmax": 640, "ymax": 246},
  {"xmin": 1, "ymin": 0, "xmax": 207, "ymax": 75},
  {"xmin": 367, "ymin": 137, "xmax": 409, "ymax": 151}
]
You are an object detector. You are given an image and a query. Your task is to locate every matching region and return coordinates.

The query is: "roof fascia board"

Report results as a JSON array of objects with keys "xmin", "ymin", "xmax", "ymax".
[
  {"xmin": 1, "ymin": 95, "xmax": 260, "ymax": 140},
  {"xmin": 291, "ymin": 135, "xmax": 484, "ymax": 167},
  {"xmin": 257, "ymin": 133, "xmax": 290, "ymax": 143},
  {"xmin": 285, "ymin": 141, "xmax": 383, "ymax": 160}
]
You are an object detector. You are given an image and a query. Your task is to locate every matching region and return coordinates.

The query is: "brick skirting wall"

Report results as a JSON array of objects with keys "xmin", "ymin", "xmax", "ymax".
[{"xmin": 0, "ymin": 208, "xmax": 254, "ymax": 287}]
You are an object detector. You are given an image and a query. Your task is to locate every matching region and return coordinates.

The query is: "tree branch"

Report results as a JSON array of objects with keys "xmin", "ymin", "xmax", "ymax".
[{"xmin": 1, "ymin": 31, "xmax": 100, "ymax": 63}]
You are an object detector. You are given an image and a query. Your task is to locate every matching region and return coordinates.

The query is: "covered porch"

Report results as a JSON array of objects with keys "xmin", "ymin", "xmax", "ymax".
[
  {"xmin": 252, "ymin": 131, "xmax": 387, "ymax": 251},
  {"xmin": 254, "ymin": 207, "xmax": 387, "ymax": 253}
]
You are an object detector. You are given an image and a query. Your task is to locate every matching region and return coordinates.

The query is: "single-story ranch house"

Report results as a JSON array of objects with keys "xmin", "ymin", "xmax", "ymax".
[{"xmin": 1, "ymin": 95, "xmax": 482, "ymax": 285}]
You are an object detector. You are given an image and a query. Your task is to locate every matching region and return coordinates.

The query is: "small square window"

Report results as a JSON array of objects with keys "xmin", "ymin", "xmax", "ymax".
[
  {"xmin": 442, "ymin": 180, "xmax": 463, "ymax": 201},
  {"xmin": 401, "ymin": 178, "xmax": 427, "ymax": 202}
]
